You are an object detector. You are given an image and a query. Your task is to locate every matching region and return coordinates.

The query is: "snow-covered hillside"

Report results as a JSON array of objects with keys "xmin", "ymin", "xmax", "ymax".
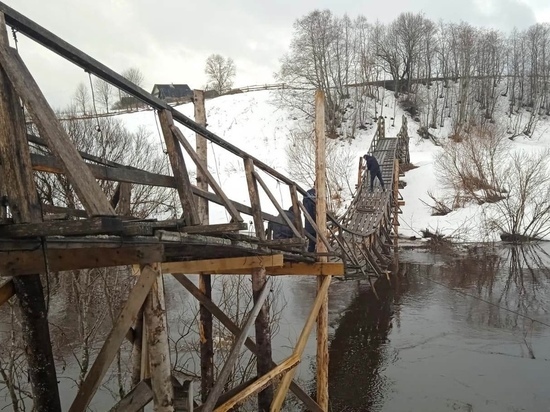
[{"xmin": 115, "ymin": 88, "xmax": 550, "ymax": 243}]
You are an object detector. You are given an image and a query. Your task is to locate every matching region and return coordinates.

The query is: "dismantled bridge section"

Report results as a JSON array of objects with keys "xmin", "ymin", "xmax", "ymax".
[{"xmin": 0, "ymin": 3, "xmax": 410, "ymax": 412}]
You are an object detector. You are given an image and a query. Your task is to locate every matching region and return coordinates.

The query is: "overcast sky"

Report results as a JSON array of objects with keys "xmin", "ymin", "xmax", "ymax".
[{"xmin": 5, "ymin": 0, "xmax": 550, "ymax": 108}]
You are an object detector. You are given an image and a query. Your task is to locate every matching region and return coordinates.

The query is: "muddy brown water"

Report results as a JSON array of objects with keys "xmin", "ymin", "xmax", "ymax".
[{"xmin": 2, "ymin": 244, "xmax": 550, "ymax": 411}]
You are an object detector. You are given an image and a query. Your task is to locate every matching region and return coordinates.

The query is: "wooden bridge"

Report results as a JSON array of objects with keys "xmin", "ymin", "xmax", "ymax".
[{"xmin": 0, "ymin": 3, "xmax": 410, "ymax": 412}]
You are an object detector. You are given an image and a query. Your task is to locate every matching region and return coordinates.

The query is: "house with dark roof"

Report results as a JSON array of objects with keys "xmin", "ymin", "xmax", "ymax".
[{"xmin": 151, "ymin": 84, "xmax": 193, "ymax": 103}]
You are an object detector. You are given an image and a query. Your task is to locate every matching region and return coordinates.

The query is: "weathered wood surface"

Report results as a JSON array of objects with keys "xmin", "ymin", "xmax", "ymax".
[
  {"xmin": 0, "ymin": 216, "xmax": 124, "ymax": 238},
  {"xmin": 171, "ymin": 124, "xmax": 243, "ymax": 223},
  {"xmin": 0, "ymin": 277, "xmax": 14, "ymax": 306},
  {"xmin": 244, "ymin": 157, "xmax": 266, "ymax": 240},
  {"xmin": 194, "ymin": 88, "xmax": 214, "ymax": 402},
  {"xmin": 31, "ymin": 152, "xmax": 285, "ymax": 225},
  {"xmin": 0, "ymin": 18, "xmax": 61, "ymax": 411},
  {"xmin": 0, "ymin": 45, "xmax": 113, "ymax": 216},
  {"xmin": 0, "ymin": 244, "xmax": 164, "ymax": 276},
  {"xmin": 252, "ymin": 267, "xmax": 273, "ymax": 411},
  {"xmin": 69, "ymin": 265, "xmax": 158, "ymax": 412},
  {"xmin": 215, "ymin": 355, "xmax": 300, "ymax": 412},
  {"xmin": 161, "ymin": 255, "xmax": 283, "ymax": 274},
  {"xmin": 212, "ymin": 261, "xmax": 344, "ymax": 276},
  {"xmin": 143, "ymin": 264, "xmax": 174, "ymax": 411},
  {"xmin": 109, "ymin": 379, "xmax": 153, "ymax": 412},
  {"xmin": 253, "ymin": 170, "xmax": 302, "ymax": 239},
  {"xmin": 158, "ymin": 109, "xmax": 200, "ymax": 226},
  {"xmin": 171, "ymin": 274, "xmax": 322, "ymax": 412},
  {"xmin": 201, "ymin": 277, "xmax": 272, "ymax": 412},
  {"xmin": 314, "ymin": 89, "xmax": 329, "ymax": 411},
  {"xmin": 270, "ymin": 274, "xmax": 332, "ymax": 411}
]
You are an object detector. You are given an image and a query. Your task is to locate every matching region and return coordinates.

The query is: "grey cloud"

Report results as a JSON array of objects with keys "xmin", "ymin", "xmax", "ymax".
[{"xmin": 2, "ymin": 0, "xmax": 544, "ymax": 108}]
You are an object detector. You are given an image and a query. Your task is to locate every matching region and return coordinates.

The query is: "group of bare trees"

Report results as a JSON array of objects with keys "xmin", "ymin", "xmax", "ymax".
[
  {"xmin": 278, "ymin": 10, "xmax": 550, "ymax": 137},
  {"xmin": 69, "ymin": 67, "xmax": 145, "ymax": 116}
]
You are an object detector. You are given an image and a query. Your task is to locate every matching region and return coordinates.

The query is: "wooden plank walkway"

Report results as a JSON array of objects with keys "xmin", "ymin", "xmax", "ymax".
[{"xmin": 341, "ymin": 137, "xmax": 398, "ymax": 236}]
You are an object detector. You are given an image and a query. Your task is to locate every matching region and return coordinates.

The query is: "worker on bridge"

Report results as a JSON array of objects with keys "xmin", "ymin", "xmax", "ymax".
[{"xmin": 363, "ymin": 154, "xmax": 385, "ymax": 193}]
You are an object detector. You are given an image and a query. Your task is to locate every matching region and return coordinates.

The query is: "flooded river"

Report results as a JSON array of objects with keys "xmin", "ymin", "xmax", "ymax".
[
  {"xmin": 327, "ymin": 244, "xmax": 550, "ymax": 412},
  {"xmin": 2, "ymin": 244, "xmax": 550, "ymax": 411}
]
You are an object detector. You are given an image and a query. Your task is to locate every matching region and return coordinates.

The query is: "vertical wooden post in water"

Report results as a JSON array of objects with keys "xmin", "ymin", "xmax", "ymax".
[
  {"xmin": 194, "ymin": 89, "xmax": 214, "ymax": 401},
  {"xmin": 392, "ymin": 159, "xmax": 400, "ymax": 255},
  {"xmin": 0, "ymin": 15, "xmax": 61, "ymax": 411},
  {"xmin": 143, "ymin": 264, "xmax": 174, "ymax": 411},
  {"xmin": 314, "ymin": 89, "xmax": 329, "ymax": 410},
  {"xmin": 252, "ymin": 266, "xmax": 273, "ymax": 411}
]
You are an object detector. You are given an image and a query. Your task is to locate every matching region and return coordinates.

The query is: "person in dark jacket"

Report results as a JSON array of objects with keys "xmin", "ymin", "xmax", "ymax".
[
  {"xmin": 267, "ymin": 207, "xmax": 295, "ymax": 239},
  {"xmin": 303, "ymin": 188, "xmax": 317, "ymax": 252},
  {"xmin": 363, "ymin": 154, "xmax": 385, "ymax": 192}
]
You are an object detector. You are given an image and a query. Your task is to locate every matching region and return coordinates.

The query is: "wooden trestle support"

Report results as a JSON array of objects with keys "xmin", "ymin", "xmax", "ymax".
[{"xmin": 0, "ymin": 3, "xmax": 411, "ymax": 411}]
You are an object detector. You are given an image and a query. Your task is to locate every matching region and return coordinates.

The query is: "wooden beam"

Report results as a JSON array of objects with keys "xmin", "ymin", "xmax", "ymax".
[
  {"xmin": 289, "ymin": 185, "xmax": 303, "ymax": 237},
  {"xmin": 253, "ymin": 170, "xmax": 302, "ymax": 239},
  {"xmin": 40, "ymin": 203, "xmax": 88, "ymax": 218},
  {"xmin": 210, "ymin": 261, "xmax": 344, "ymax": 276},
  {"xmin": 31, "ymin": 153, "xmax": 284, "ymax": 225},
  {"xmin": 270, "ymin": 274, "xmax": 332, "ymax": 411},
  {"xmin": 171, "ymin": 273, "xmax": 322, "ymax": 412},
  {"xmin": 0, "ymin": 45, "xmax": 113, "ymax": 216},
  {"xmin": 0, "ymin": 19, "xmax": 62, "ymax": 411},
  {"xmin": 171, "ymin": 125, "xmax": 243, "ymax": 223},
  {"xmin": 158, "ymin": 109, "xmax": 200, "ymax": 226},
  {"xmin": 143, "ymin": 264, "xmax": 174, "ymax": 411},
  {"xmin": 161, "ymin": 255, "xmax": 283, "ymax": 275},
  {"xmin": 109, "ymin": 379, "xmax": 152, "ymax": 412},
  {"xmin": 252, "ymin": 266, "xmax": 273, "ymax": 410},
  {"xmin": 0, "ymin": 244, "xmax": 164, "ymax": 276},
  {"xmin": 215, "ymin": 355, "xmax": 300, "ymax": 412},
  {"xmin": 314, "ymin": 89, "xmax": 329, "ymax": 411},
  {"xmin": 0, "ymin": 216, "xmax": 123, "ymax": 238},
  {"xmin": 195, "ymin": 378, "xmax": 255, "ymax": 411},
  {"xmin": 194, "ymin": 89, "xmax": 214, "ymax": 401},
  {"xmin": 0, "ymin": 277, "xmax": 14, "ymax": 306},
  {"xmin": 244, "ymin": 158, "xmax": 266, "ymax": 240},
  {"xmin": 69, "ymin": 265, "xmax": 158, "ymax": 412},
  {"xmin": 201, "ymin": 277, "xmax": 272, "ymax": 412}
]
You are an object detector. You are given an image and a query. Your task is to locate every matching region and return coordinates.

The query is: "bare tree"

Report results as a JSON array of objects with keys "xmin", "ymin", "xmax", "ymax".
[
  {"xmin": 93, "ymin": 78, "xmax": 114, "ymax": 113},
  {"xmin": 205, "ymin": 54, "xmax": 236, "ymax": 94},
  {"xmin": 73, "ymin": 82, "xmax": 90, "ymax": 115},
  {"xmin": 121, "ymin": 67, "xmax": 145, "ymax": 88}
]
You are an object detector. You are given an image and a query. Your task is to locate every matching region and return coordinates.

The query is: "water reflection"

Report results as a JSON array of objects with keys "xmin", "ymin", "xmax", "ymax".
[
  {"xmin": 328, "ymin": 245, "xmax": 550, "ymax": 411},
  {"xmin": 328, "ymin": 276, "xmax": 403, "ymax": 411}
]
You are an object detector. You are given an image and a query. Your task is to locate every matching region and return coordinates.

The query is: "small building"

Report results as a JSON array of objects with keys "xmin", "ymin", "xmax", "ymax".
[{"xmin": 151, "ymin": 84, "xmax": 193, "ymax": 103}]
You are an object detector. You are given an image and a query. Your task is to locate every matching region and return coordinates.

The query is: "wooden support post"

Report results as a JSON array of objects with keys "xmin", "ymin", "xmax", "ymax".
[
  {"xmin": 270, "ymin": 275, "xmax": 332, "ymax": 411},
  {"xmin": 171, "ymin": 125, "xmax": 243, "ymax": 223},
  {"xmin": 393, "ymin": 158, "xmax": 400, "ymax": 255},
  {"xmin": 289, "ymin": 185, "xmax": 303, "ymax": 236},
  {"xmin": 314, "ymin": 89, "xmax": 329, "ymax": 411},
  {"xmin": 0, "ymin": 15, "xmax": 61, "ymax": 412},
  {"xmin": 201, "ymin": 277, "xmax": 272, "ymax": 412},
  {"xmin": 216, "ymin": 356, "xmax": 300, "ymax": 412},
  {"xmin": 171, "ymin": 274, "xmax": 322, "ymax": 412},
  {"xmin": 194, "ymin": 89, "xmax": 214, "ymax": 401},
  {"xmin": 253, "ymin": 170, "xmax": 302, "ymax": 238},
  {"xmin": 143, "ymin": 264, "xmax": 174, "ymax": 412},
  {"xmin": 252, "ymin": 266, "xmax": 273, "ymax": 411},
  {"xmin": 158, "ymin": 109, "xmax": 200, "ymax": 226},
  {"xmin": 244, "ymin": 157, "xmax": 266, "ymax": 240},
  {"xmin": 0, "ymin": 45, "xmax": 114, "ymax": 216},
  {"xmin": 69, "ymin": 266, "xmax": 157, "ymax": 412}
]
